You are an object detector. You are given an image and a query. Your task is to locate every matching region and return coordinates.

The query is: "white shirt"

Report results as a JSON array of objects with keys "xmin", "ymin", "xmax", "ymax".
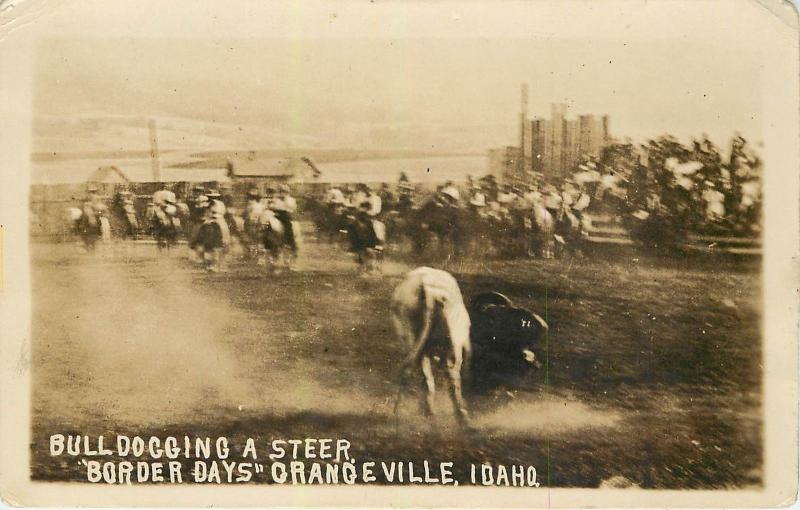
[
  {"xmin": 365, "ymin": 193, "xmax": 382, "ymax": 216},
  {"xmin": 210, "ymin": 199, "xmax": 227, "ymax": 218}
]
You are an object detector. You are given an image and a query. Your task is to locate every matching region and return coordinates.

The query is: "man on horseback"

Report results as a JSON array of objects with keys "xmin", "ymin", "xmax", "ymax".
[
  {"xmin": 409, "ymin": 183, "xmax": 469, "ymax": 256},
  {"xmin": 189, "ymin": 189, "xmax": 230, "ymax": 271},
  {"xmin": 542, "ymin": 184, "xmax": 563, "ymax": 232},
  {"xmin": 84, "ymin": 185, "xmax": 106, "ymax": 216},
  {"xmin": 245, "ymin": 187, "xmax": 263, "ymax": 217},
  {"xmin": 244, "ymin": 187, "xmax": 264, "ymax": 224},
  {"xmin": 361, "ymin": 184, "xmax": 385, "ymax": 250},
  {"xmin": 206, "ymin": 189, "xmax": 231, "ymax": 246},
  {"xmin": 345, "ymin": 198, "xmax": 383, "ymax": 274},
  {"xmin": 148, "ymin": 184, "xmax": 182, "ymax": 249},
  {"xmin": 77, "ymin": 185, "xmax": 109, "ymax": 248},
  {"xmin": 113, "ymin": 188, "xmax": 139, "ymax": 239},
  {"xmin": 187, "ymin": 189, "xmax": 207, "ymax": 237},
  {"xmin": 152, "ymin": 183, "xmax": 176, "ymax": 209},
  {"xmin": 242, "ymin": 187, "xmax": 265, "ymax": 258},
  {"xmin": 253, "ymin": 185, "xmax": 300, "ymax": 273},
  {"xmin": 271, "ymin": 184, "xmax": 298, "ymax": 256}
]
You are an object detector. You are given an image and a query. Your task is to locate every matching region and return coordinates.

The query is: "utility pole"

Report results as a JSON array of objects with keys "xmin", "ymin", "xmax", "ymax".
[{"xmin": 148, "ymin": 118, "xmax": 161, "ymax": 182}]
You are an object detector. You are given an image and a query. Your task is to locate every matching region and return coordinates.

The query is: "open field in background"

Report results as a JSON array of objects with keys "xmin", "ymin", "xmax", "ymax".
[
  {"xmin": 31, "ymin": 148, "xmax": 487, "ymax": 185},
  {"xmin": 30, "ymin": 237, "xmax": 761, "ymax": 488}
]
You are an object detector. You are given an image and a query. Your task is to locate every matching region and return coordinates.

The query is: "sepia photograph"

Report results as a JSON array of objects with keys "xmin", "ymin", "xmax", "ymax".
[{"xmin": 0, "ymin": 0, "xmax": 798, "ymax": 507}]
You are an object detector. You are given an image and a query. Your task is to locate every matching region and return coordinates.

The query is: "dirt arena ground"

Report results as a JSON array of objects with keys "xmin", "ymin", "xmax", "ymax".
[{"xmin": 30, "ymin": 233, "xmax": 762, "ymax": 488}]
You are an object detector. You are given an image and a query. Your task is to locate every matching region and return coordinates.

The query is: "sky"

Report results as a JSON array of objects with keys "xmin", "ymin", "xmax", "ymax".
[{"xmin": 28, "ymin": 0, "xmax": 780, "ymax": 153}]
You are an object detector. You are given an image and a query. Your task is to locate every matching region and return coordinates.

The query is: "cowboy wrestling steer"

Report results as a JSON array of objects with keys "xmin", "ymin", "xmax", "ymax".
[
  {"xmin": 391, "ymin": 267, "xmax": 472, "ymax": 425},
  {"xmin": 392, "ymin": 269, "xmax": 550, "ymax": 424}
]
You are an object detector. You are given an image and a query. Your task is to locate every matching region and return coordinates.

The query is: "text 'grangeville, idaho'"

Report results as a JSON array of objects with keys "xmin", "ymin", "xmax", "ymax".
[{"xmin": 49, "ymin": 435, "xmax": 541, "ymax": 487}]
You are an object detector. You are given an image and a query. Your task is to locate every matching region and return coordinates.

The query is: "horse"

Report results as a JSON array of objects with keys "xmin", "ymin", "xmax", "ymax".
[
  {"xmin": 146, "ymin": 204, "xmax": 182, "ymax": 251},
  {"xmin": 480, "ymin": 209, "xmax": 523, "ymax": 257},
  {"xmin": 190, "ymin": 219, "xmax": 227, "ymax": 272},
  {"xmin": 111, "ymin": 193, "xmax": 140, "ymax": 239},
  {"xmin": 408, "ymin": 200, "xmax": 470, "ymax": 257},
  {"xmin": 344, "ymin": 211, "xmax": 384, "ymax": 274},
  {"xmin": 382, "ymin": 209, "xmax": 409, "ymax": 252},
  {"xmin": 69, "ymin": 205, "xmax": 110, "ymax": 251},
  {"xmin": 553, "ymin": 206, "xmax": 587, "ymax": 258},
  {"xmin": 526, "ymin": 205, "xmax": 556, "ymax": 259},
  {"xmin": 224, "ymin": 207, "xmax": 247, "ymax": 256},
  {"xmin": 310, "ymin": 200, "xmax": 350, "ymax": 244},
  {"xmin": 258, "ymin": 209, "xmax": 298, "ymax": 273}
]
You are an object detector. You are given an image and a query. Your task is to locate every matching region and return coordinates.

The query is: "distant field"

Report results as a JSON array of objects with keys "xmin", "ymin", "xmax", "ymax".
[
  {"xmin": 30, "ymin": 239, "xmax": 761, "ymax": 488},
  {"xmin": 177, "ymin": 149, "xmax": 489, "ymax": 183},
  {"xmin": 31, "ymin": 148, "xmax": 480, "ymax": 163},
  {"xmin": 186, "ymin": 148, "xmax": 483, "ymax": 165},
  {"xmin": 31, "ymin": 148, "xmax": 487, "ymax": 185}
]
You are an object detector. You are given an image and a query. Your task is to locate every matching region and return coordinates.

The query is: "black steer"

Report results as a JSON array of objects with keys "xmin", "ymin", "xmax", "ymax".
[{"xmin": 468, "ymin": 292, "xmax": 549, "ymax": 390}]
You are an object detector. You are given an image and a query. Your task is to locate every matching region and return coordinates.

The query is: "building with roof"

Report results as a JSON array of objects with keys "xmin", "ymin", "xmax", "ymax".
[
  {"xmin": 86, "ymin": 166, "xmax": 130, "ymax": 185},
  {"xmin": 226, "ymin": 154, "xmax": 321, "ymax": 188}
]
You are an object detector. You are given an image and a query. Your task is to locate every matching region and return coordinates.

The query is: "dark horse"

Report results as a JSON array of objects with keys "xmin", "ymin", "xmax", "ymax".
[
  {"xmin": 344, "ymin": 211, "xmax": 383, "ymax": 273},
  {"xmin": 72, "ymin": 209, "xmax": 104, "ymax": 250},
  {"xmin": 408, "ymin": 200, "xmax": 470, "ymax": 257},
  {"xmin": 310, "ymin": 200, "xmax": 349, "ymax": 243},
  {"xmin": 191, "ymin": 220, "xmax": 226, "ymax": 271}
]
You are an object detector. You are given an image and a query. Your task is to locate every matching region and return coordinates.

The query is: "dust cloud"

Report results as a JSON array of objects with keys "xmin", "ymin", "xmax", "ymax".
[
  {"xmin": 33, "ymin": 245, "xmax": 380, "ymax": 428},
  {"xmin": 473, "ymin": 394, "xmax": 621, "ymax": 434}
]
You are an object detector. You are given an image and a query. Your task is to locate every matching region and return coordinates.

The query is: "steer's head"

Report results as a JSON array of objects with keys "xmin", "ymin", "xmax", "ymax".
[{"xmin": 506, "ymin": 307, "xmax": 548, "ymax": 371}]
